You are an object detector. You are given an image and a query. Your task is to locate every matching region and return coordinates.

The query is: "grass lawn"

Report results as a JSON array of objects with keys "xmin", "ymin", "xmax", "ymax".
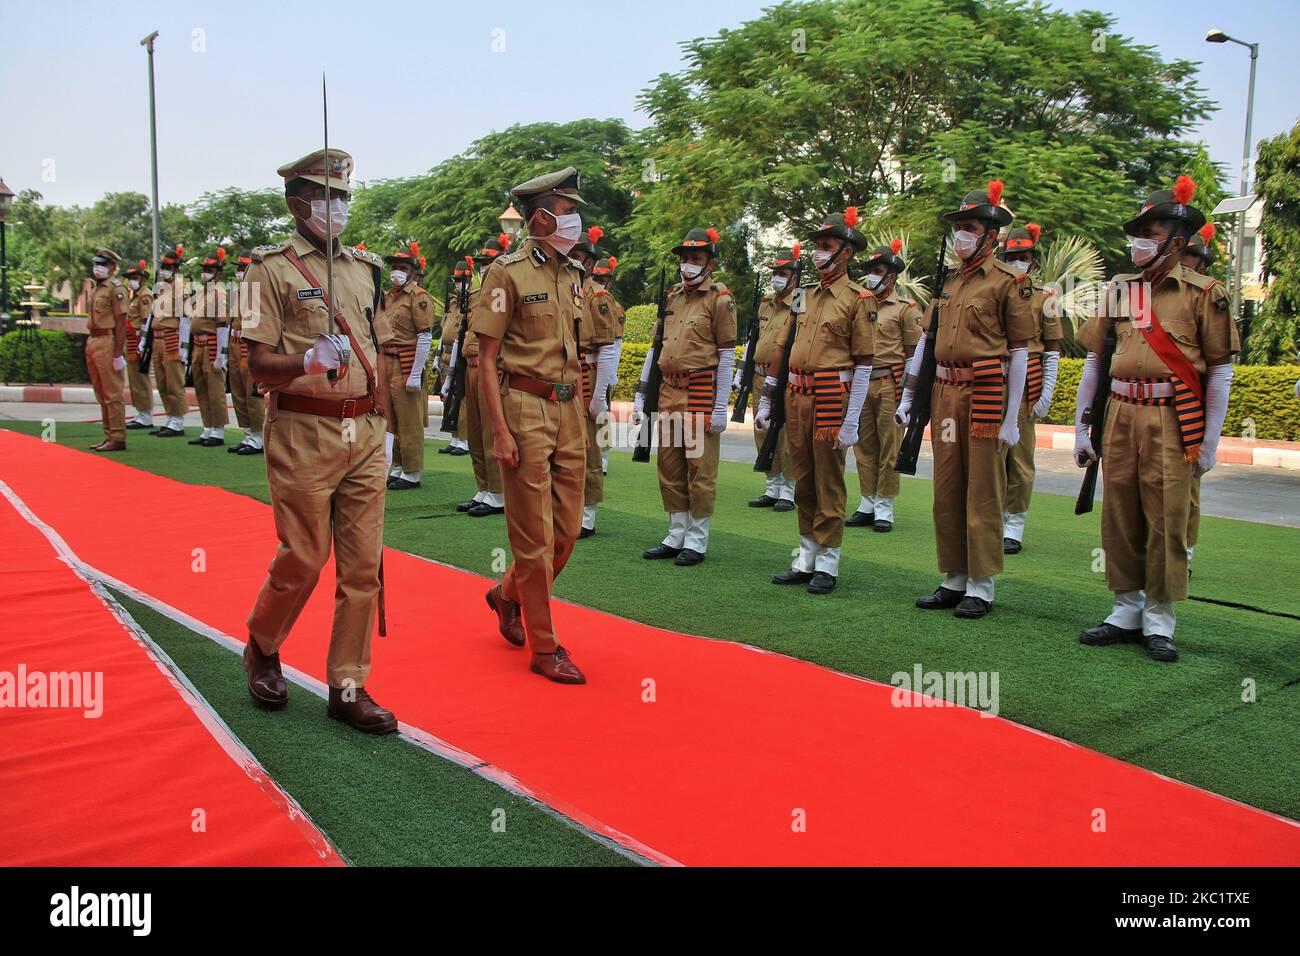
[{"xmin": 6, "ymin": 419, "xmax": 1298, "ymax": 843}]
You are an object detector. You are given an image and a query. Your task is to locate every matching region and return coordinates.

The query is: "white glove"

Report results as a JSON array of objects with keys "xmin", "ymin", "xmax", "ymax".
[
  {"xmin": 708, "ymin": 347, "xmax": 735, "ymax": 433},
  {"xmin": 407, "ymin": 331, "xmax": 432, "ymax": 390},
  {"xmin": 997, "ymin": 348, "xmax": 1028, "ymax": 450},
  {"xmin": 303, "ymin": 335, "xmax": 343, "ymax": 375},
  {"xmin": 1194, "ymin": 363, "xmax": 1234, "ymax": 478},
  {"xmin": 1073, "ymin": 351, "xmax": 1101, "ymax": 466},
  {"xmin": 1033, "ymin": 350, "xmax": 1060, "ymax": 419},
  {"xmin": 112, "ymin": 354, "xmax": 126, "ymax": 372},
  {"xmin": 894, "ymin": 395, "xmax": 912, "ymax": 427},
  {"xmin": 1074, "ymin": 425, "xmax": 1097, "ymax": 466},
  {"xmin": 385, "ymin": 431, "xmax": 394, "ymax": 468},
  {"xmin": 753, "ymin": 376, "xmax": 776, "ymax": 430},
  {"xmin": 136, "ymin": 338, "xmax": 146, "ymax": 357},
  {"xmin": 632, "ymin": 390, "xmax": 645, "ymax": 425},
  {"xmin": 180, "ymin": 346, "xmax": 190, "ymax": 364},
  {"xmin": 440, "ymin": 375, "xmax": 452, "ymax": 399},
  {"xmin": 894, "ymin": 330, "xmax": 926, "ymax": 426},
  {"xmin": 589, "ymin": 340, "xmax": 618, "ymax": 418},
  {"xmin": 214, "ymin": 349, "xmax": 228, "ymax": 371},
  {"xmin": 837, "ymin": 364, "xmax": 872, "ymax": 449},
  {"xmin": 588, "ymin": 389, "xmax": 609, "ymax": 418}
]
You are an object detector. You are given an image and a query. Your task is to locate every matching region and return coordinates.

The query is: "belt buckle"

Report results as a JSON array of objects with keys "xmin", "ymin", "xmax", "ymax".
[
  {"xmin": 552, "ymin": 382, "xmax": 575, "ymax": 402},
  {"xmin": 341, "ymin": 398, "xmax": 357, "ymax": 419},
  {"xmin": 1137, "ymin": 381, "xmax": 1151, "ymax": 401}
]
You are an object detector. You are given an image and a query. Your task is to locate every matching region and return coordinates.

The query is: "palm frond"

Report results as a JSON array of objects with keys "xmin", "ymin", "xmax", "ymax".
[
  {"xmin": 1035, "ymin": 236, "xmax": 1104, "ymax": 332},
  {"xmin": 863, "ymin": 229, "xmax": 933, "ymax": 308}
]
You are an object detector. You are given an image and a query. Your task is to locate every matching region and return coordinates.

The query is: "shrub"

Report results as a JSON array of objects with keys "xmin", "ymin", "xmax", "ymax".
[
  {"xmin": 621, "ymin": 304, "xmax": 657, "ymax": 344},
  {"xmin": 0, "ymin": 329, "xmax": 89, "ymax": 384}
]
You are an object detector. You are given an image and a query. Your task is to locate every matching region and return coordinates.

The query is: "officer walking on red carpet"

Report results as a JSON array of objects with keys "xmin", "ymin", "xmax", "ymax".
[{"xmin": 240, "ymin": 147, "xmax": 399, "ymax": 731}]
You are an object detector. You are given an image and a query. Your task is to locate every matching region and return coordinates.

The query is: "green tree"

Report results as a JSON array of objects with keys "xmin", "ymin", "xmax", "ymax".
[
  {"xmin": 184, "ymin": 188, "xmax": 293, "ymax": 255},
  {"xmin": 1247, "ymin": 119, "xmax": 1300, "ymax": 364},
  {"xmin": 341, "ymin": 177, "xmax": 422, "ymax": 261},
  {"xmin": 82, "ymin": 191, "xmax": 153, "ymax": 264},
  {"xmin": 42, "ymin": 235, "xmax": 91, "ymax": 311}
]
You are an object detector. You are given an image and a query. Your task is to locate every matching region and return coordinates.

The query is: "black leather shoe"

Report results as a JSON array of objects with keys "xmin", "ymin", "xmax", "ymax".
[
  {"xmin": 1003, "ymin": 537, "xmax": 1023, "ymax": 554},
  {"xmin": 806, "ymin": 571, "xmax": 836, "ymax": 594},
  {"xmin": 675, "ymin": 548, "xmax": 704, "ymax": 566},
  {"xmin": 201, "ymin": 437, "xmax": 224, "ymax": 447},
  {"xmin": 456, "ymin": 499, "xmax": 476, "ymax": 512},
  {"xmin": 468, "ymin": 502, "xmax": 504, "ymax": 517},
  {"xmin": 916, "ymin": 586, "xmax": 964, "ymax": 610},
  {"xmin": 228, "ymin": 442, "xmax": 244, "ymax": 453},
  {"xmin": 772, "ymin": 569, "xmax": 814, "ymax": 585},
  {"xmin": 953, "ymin": 596, "xmax": 992, "ymax": 618},
  {"xmin": 643, "ymin": 544, "xmax": 682, "ymax": 560},
  {"xmin": 236, "ymin": 444, "xmax": 264, "ymax": 456},
  {"xmin": 148, "ymin": 426, "xmax": 166, "ymax": 436},
  {"xmin": 1079, "ymin": 622, "xmax": 1142, "ymax": 646},
  {"xmin": 1143, "ymin": 634, "xmax": 1179, "ymax": 662},
  {"xmin": 872, "ymin": 520, "xmax": 893, "ymax": 533},
  {"xmin": 578, "ymin": 527, "xmax": 596, "ymax": 539},
  {"xmin": 845, "ymin": 510, "xmax": 874, "ymax": 528},
  {"xmin": 388, "ymin": 477, "xmax": 421, "ymax": 491},
  {"xmin": 187, "ymin": 435, "xmax": 206, "ymax": 445},
  {"xmin": 447, "ymin": 446, "xmax": 469, "ymax": 456},
  {"xmin": 155, "ymin": 427, "xmax": 184, "ymax": 437},
  {"xmin": 437, "ymin": 445, "xmax": 453, "ymax": 454},
  {"xmin": 126, "ymin": 420, "xmax": 151, "ymax": 430},
  {"xmin": 773, "ymin": 500, "xmax": 795, "ymax": 512},
  {"xmin": 748, "ymin": 495, "xmax": 777, "ymax": 508}
]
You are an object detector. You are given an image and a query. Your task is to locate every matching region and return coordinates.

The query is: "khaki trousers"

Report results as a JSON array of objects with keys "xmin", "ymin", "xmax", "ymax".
[
  {"xmin": 228, "ymin": 343, "xmax": 264, "ymax": 435},
  {"xmin": 387, "ymin": 357, "xmax": 428, "ymax": 475},
  {"xmin": 584, "ymin": 414, "xmax": 604, "ymax": 505},
  {"xmin": 497, "ymin": 382, "xmax": 586, "ymax": 654},
  {"xmin": 853, "ymin": 375, "xmax": 901, "ymax": 499},
  {"xmin": 193, "ymin": 339, "xmax": 229, "ymax": 430},
  {"xmin": 751, "ymin": 386, "xmax": 793, "ymax": 480},
  {"xmin": 125, "ymin": 357, "xmax": 154, "ymax": 416},
  {"xmin": 655, "ymin": 380, "xmax": 720, "ymax": 517},
  {"xmin": 785, "ymin": 388, "xmax": 849, "ymax": 548},
  {"xmin": 931, "ymin": 380, "xmax": 1006, "ymax": 579},
  {"xmin": 1187, "ymin": 476, "xmax": 1202, "ymax": 549},
  {"xmin": 465, "ymin": 364, "xmax": 501, "ymax": 493},
  {"xmin": 151, "ymin": 339, "xmax": 189, "ymax": 420},
  {"xmin": 247, "ymin": 409, "xmax": 386, "ymax": 687},
  {"xmin": 1004, "ymin": 402, "xmax": 1036, "ymax": 514},
  {"xmin": 1101, "ymin": 400, "xmax": 1192, "ymax": 603},
  {"xmin": 85, "ymin": 336, "xmax": 125, "ymax": 443}
]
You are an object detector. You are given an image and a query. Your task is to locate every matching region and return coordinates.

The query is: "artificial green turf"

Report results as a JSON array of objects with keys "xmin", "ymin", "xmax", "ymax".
[
  {"xmin": 8, "ymin": 420, "xmax": 1299, "ymax": 824},
  {"xmin": 109, "ymin": 591, "xmax": 632, "ymax": 867}
]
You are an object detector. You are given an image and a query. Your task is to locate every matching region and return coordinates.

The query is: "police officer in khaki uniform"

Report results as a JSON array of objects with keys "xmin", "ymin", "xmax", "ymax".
[
  {"xmin": 438, "ymin": 261, "xmax": 472, "ymax": 457},
  {"xmin": 758, "ymin": 209, "xmax": 876, "ymax": 594},
  {"xmin": 452, "ymin": 237, "xmax": 508, "ymax": 514},
  {"xmin": 148, "ymin": 244, "xmax": 190, "ymax": 437},
  {"xmin": 120, "ymin": 260, "xmax": 156, "ymax": 431},
  {"xmin": 569, "ymin": 226, "xmax": 620, "ymax": 537},
  {"xmin": 241, "ymin": 147, "xmax": 399, "ymax": 731},
  {"xmin": 187, "ymin": 249, "xmax": 230, "ymax": 447},
  {"xmin": 226, "ymin": 254, "xmax": 266, "ymax": 455},
  {"xmin": 590, "ymin": 254, "xmax": 626, "ymax": 477},
  {"xmin": 745, "ymin": 246, "xmax": 799, "ymax": 512},
  {"xmin": 473, "ymin": 167, "xmax": 588, "ymax": 684},
  {"xmin": 896, "ymin": 181, "xmax": 1034, "ymax": 618},
  {"xmin": 1179, "ymin": 222, "xmax": 1220, "ymax": 572},
  {"xmin": 847, "ymin": 239, "xmax": 920, "ymax": 532},
  {"xmin": 1075, "ymin": 177, "xmax": 1238, "ymax": 662},
  {"xmin": 85, "ymin": 248, "xmax": 129, "ymax": 451},
  {"xmin": 998, "ymin": 223, "xmax": 1064, "ymax": 553},
  {"xmin": 635, "ymin": 227, "xmax": 738, "ymax": 565},
  {"xmin": 380, "ymin": 242, "xmax": 435, "ymax": 489}
]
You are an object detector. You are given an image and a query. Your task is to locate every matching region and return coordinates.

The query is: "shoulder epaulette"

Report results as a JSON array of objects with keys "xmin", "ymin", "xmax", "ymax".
[
  {"xmin": 714, "ymin": 286, "xmax": 733, "ymax": 297},
  {"xmin": 109, "ymin": 277, "xmax": 123, "ymax": 287},
  {"xmin": 351, "ymin": 246, "xmax": 382, "ymax": 268},
  {"xmin": 992, "ymin": 259, "xmax": 1023, "ymax": 281},
  {"xmin": 590, "ymin": 287, "xmax": 609, "ymax": 298},
  {"xmin": 1181, "ymin": 270, "xmax": 1217, "ymax": 292},
  {"xmin": 250, "ymin": 239, "xmax": 292, "ymax": 262},
  {"xmin": 498, "ymin": 246, "xmax": 528, "ymax": 266}
]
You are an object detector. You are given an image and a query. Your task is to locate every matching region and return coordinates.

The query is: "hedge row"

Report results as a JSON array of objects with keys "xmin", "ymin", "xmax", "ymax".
[
  {"xmin": 614, "ymin": 348, "xmax": 1300, "ymax": 441},
  {"xmin": 0, "ymin": 329, "xmax": 89, "ymax": 384}
]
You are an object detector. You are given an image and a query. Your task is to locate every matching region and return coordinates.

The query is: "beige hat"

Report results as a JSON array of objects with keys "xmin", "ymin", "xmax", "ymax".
[
  {"xmin": 510, "ymin": 166, "xmax": 585, "ymax": 205},
  {"xmin": 276, "ymin": 148, "xmax": 353, "ymax": 192},
  {"xmin": 92, "ymin": 247, "xmax": 121, "ymax": 265}
]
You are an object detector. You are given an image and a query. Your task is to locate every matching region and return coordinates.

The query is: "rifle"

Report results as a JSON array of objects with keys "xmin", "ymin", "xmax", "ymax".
[
  {"xmin": 632, "ymin": 267, "xmax": 668, "ymax": 463},
  {"xmin": 137, "ymin": 308, "xmax": 155, "ymax": 376},
  {"xmin": 1074, "ymin": 303, "xmax": 1117, "ymax": 515},
  {"xmin": 731, "ymin": 274, "xmax": 763, "ymax": 423},
  {"xmin": 440, "ymin": 276, "xmax": 471, "ymax": 433},
  {"xmin": 754, "ymin": 284, "xmax": 805, "ymax": 472},
  {"xmin": 894, "ymin": 232, "xmax": 950, "ymax": 475}
]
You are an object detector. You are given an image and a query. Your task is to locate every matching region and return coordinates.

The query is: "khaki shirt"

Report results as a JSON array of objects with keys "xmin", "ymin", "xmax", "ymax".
[
  {"xmin": 469, "ymin": 238, "xmax": 583, "ymax": 385},
  {"xmin": 928, "ymin": 256, "xmax": 1036, "ymax": 364},
  {"xmin": 89, "ymin": 278, "xmax": 128, "ymax": 331},
  {"xmin": 381, "ymin": 284, "xmax": 435, "ymax": 348},
  {"xmin": 753, "ymin": 290, "xmax": 794, "ymax": 368},
  {"xmin": 241, "ymin": 231, "xmax": 391, "ymax": 400},
  {"xmin": 439, "ymin": 292, "xmax": 464, "ymax": 355},
  {"xmin": 784, "ymin": 274, "xmax": 877, "ymax": 371},
  {"xmin": 587, "ymin": 283, "xmax": 624, "ymax": 343},
  {"xmin": 151, "ymin": 278, "xmax": 185, "ymax": 330},
  {"xmin": 873, "ymin": 294, "xmax": 922, "ymax": 366},
  {"xmin": 189, "ymin": 282, "xmax": 229, "ymax": 335},
  {"xmin": 579, "ymin": 278, "xmax": 618, "ymax": 352},
  {"xmin": 462, "ymin": 289, "xmax": 482, "ymax": 358},
  {"xmin": 127, "ymin": 285, "xmax": 153, "ymax": 331},
  {"xmin": 658, "ymin": 278, "xmax": 738, "ymax": 375},
  {"xmin": 1028, "ymin": 285, "xmax": 1066, "ymax": 354},
  {"xmin": 1077, "ymin": 265, "xmax": 1238, "ymax": 379}
]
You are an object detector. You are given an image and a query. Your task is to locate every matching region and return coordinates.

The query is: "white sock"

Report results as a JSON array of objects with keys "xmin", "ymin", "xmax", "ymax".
[
  {"xmin": 942, "ymin": 572, "xmax": 968, "ymax": 592},
  {"xmin": 1142, "ymin": 599, "xmax": 1176, "ymax": 638},
  {"xmin": 663, "ymin": 512, "xmax": 688, "ymax": 548},
  {"xmin": 582, "ymin": 504, "xmax": 598, "ymax": 531},
  {"xmin": 778, "ymin": 477, "xmax": 796, "ymax": 502},
  {"xmin": 601, "ymin": 449, "xmax": 610, "ymax": 473},
  {"xmin": 857, "ymin": 495, "xmax": 873, "ymax": 515},
  {"xmin": 793, "ymin": 535, "xmax": 818, "ymax": 573},
  {"xmin": 875, "ymin": 497, "xmax": 894, "ymax": 522},
  {"xmin": 1105, "ymin": 590, "xmax": 1144, "ymax": 630},
  {"xmin": 684, "ymin": 515, "xmax": 710, "ymax": 553},
  {"xmin": 401, "ymin": 470, "xmax": 421, "ymax": 483},
  {"xmin": 1004, "ymin": 512, "xmax": 1027, "ymax": 543},
  {"xmin": 483, "ymin": 492, "xmax": 504, "ymax": 508},
  {"xmin": 814, "ymin": 546, "xmax": 840, "ymax": 576},
  {"xmin": 965, "ymin": 575, "xmax": 995, "ymax": 602}
]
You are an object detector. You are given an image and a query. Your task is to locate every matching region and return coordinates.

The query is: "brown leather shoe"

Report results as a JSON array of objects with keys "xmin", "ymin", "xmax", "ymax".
[
  {"xmin": 243, "ymin": 639, "xmax": 287, "ymax": 709},
  {"xmin": 92, "ymin": 439, "xmax": 127, "ymax": 452},
  {"xmin": 530, "ymin": 645, "xmax": 586, "ymax": 684},
  {"xmin": 327, "ymin": 686, "xmax": 398, "ymax": 734},
  {"xmin": 485, "ymin": 584, "xmax": 525, "ymax": 647}
]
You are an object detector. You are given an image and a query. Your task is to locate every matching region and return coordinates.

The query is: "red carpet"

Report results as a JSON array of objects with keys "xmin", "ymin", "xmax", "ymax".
[
  {"xmin": 0, "ymin": 428, "xmax": 1296, "ymax": 866},
  {"xmin": 0, "ymin": 479, "xmax": 341, "ymax": 866}
]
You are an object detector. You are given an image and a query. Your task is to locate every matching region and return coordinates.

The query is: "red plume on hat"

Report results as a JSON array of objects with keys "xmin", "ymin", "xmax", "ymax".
[
  {"xmin": 409, "ymin": 241, "xmax": 420, "ymax": 259},
  {"xmin": 1199, "ymin": 223, "xmax": 1215, "ymax": 243},
  {"xmin": 176, "ymin": 244, "xmax": 184, "ymax": 257},
  {"xmin": 498, "ymin": 233, "xmax": 511, "ymax": 251},
  {"xmin": 844, "ymin": 206, "xmax": 859, "ymax": 229},
  {"xmin": 608, "ymin": 256, "xmax": 617, "ymax": 269},
  {"xmin": 1173, "ymin": 175, "xmax": 1196, "ymax": 205},
  {"xmin": 217, "ymin": 247, "xmax": 226, "ymax": 263},
  {"xmin": 355, "ymin": 242, "xmax": 368, "ymax": 252},
  {"xmin": 987, "ymin": 180, "xmax": 1004, "ymax": 207},
  {"xmin": 587, "ymin": 225, "xmax": 604, "ymax": 245},
  {"xmin": 791, "ymin": 241, "xmax": 801, "ymax": 259},
  {"xmin": 1026, "ymin": 223, "xmax": 1041, "ymax": 244},
  {"xmin": 419, "ymin": 256, "xmax": 427, "ymax": 270},
  {"xmin": 706, "ymin": 227, "xmax": 720, "ymax": 244},
  {"xmin": 889, "ymin": 238, "xmax": 902, "ymax": 256},
  {"xmin": 138, "ymin": 259, "xmax": 147, "ymax": 271}
]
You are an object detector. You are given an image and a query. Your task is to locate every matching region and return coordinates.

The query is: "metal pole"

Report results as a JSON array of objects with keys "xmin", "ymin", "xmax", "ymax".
[
  {"xmin": 1, "ymin": 222, "xmax": 8, "ymax": 324},
  {"xmin": 1232, "ymin": 42, "xmax": 1259, "ymax": 332},
  {"xmin": 142, "ymin": 32, "xmax": 161, "ymax": 276}
]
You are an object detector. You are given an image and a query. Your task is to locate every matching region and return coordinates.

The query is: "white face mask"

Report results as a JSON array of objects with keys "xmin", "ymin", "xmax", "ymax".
[
  {"xmin": 953, "ymin": 229, "xmax": 981, "ymax": 259},
  {"xmin": 129, "ymin": 279, "xmax": 141, "ymax": 290},
  {"xmin": 92, "ymin": 265, "xmax": 110, "ymax": 280},
  {"xmin": 390, "ymin": 270, "xmax": 408, "ymax": 287},
  {"xmin": 201, "ymin": 272, "xmax": 215, "ymax": 284},
  {"xmin": 159, "ymin": 269, "xmax": 174, "ymax": 281},
  {"xmin": 306, "ymin": 198, "xmax": 349, "ymax": 241},
  {"xmin": 680, "ymin": 262, "xmax": 706, "ymax": 284},
  {"xmin": 865, "ymin": 274, "xmax": 884, "ymax": 289},
  {"xmin": 1007, "ymin": 259, "xmax": 1030, "ymax": 275},
  {"xmin": 1129, "ymin": 237, "xmax": 1162, "ymax": 268},
  {"xmin": 812, "ymin": 249, "xmax": 837, "ymax": 271},
  {"xmin": 235, "ymin": 270, "xmax": 247, "ymax": 283},
  {"xmin": 770, "ymin": 276, "xmax": 789, "ymax": 293},
  {"xmin": 536, "ymin": 210, "xmax": 582, "ymax": 255}
]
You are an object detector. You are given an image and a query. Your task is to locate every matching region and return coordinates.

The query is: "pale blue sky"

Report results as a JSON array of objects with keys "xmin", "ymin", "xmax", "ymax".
[{"xmin": 1, "ymin": 0, "xmax": 1295, "ymax": 207}]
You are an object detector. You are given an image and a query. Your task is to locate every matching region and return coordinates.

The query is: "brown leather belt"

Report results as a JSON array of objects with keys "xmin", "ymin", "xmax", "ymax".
[
  {"xmin": 275, "ymin": 392, "xmax": 374, "ymax": 419},
  {"xmin": 507, "ymin": 374, "xmax": 576, "ymax": 402},
  {"xmin": 89, "ymin": 328, "xmax": 114, "ymax": 337}
]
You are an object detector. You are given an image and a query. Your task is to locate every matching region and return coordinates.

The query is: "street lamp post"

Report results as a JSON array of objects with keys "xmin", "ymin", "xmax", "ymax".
[
  {"xmin": 1206, "ymin": 28, "xmax": 1260, "ymax": 331},
  {"xmin": 0, "ymin": 176, "xmax": 15, "ymax": 327},
  {"xmin": 140, "ymin": 31, "xmax": 162, "ymax": 276},
  {"xmin": 499, "ymin": 203, "xmax": 524, "ymax": 239}
]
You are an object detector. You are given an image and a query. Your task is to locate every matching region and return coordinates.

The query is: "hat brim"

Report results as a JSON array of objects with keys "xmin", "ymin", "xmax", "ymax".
[
  {"xmin": 808, "ymin": 227, "xmax": 867, "ymax": 252},
  {"xmin": 672, "ymin": 244, "xmax": 715, "ymax": 258},
  {"xmin": 863, "ymin": 252, "xmax": 905, "ymax": 273},
  {"xmin": 288, "ymin": 172, "xmax": 352, "ymax": 194},
  {"xmin": 1122, "ymin": 203, "xmax": 1206, "ymax": 237},
  {"xmin": 942, "ymin": 205, "xmax": 1013, "ymax": 228}
]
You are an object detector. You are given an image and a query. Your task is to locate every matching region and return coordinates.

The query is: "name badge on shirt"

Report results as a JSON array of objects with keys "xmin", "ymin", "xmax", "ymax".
[
  {"xmin": 523, "ymin": 293, "xmax": 549, "ymax": 304},
  {"xmin": 297, "ymin": 288, "xmax": 324, "ymax": 300}
]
